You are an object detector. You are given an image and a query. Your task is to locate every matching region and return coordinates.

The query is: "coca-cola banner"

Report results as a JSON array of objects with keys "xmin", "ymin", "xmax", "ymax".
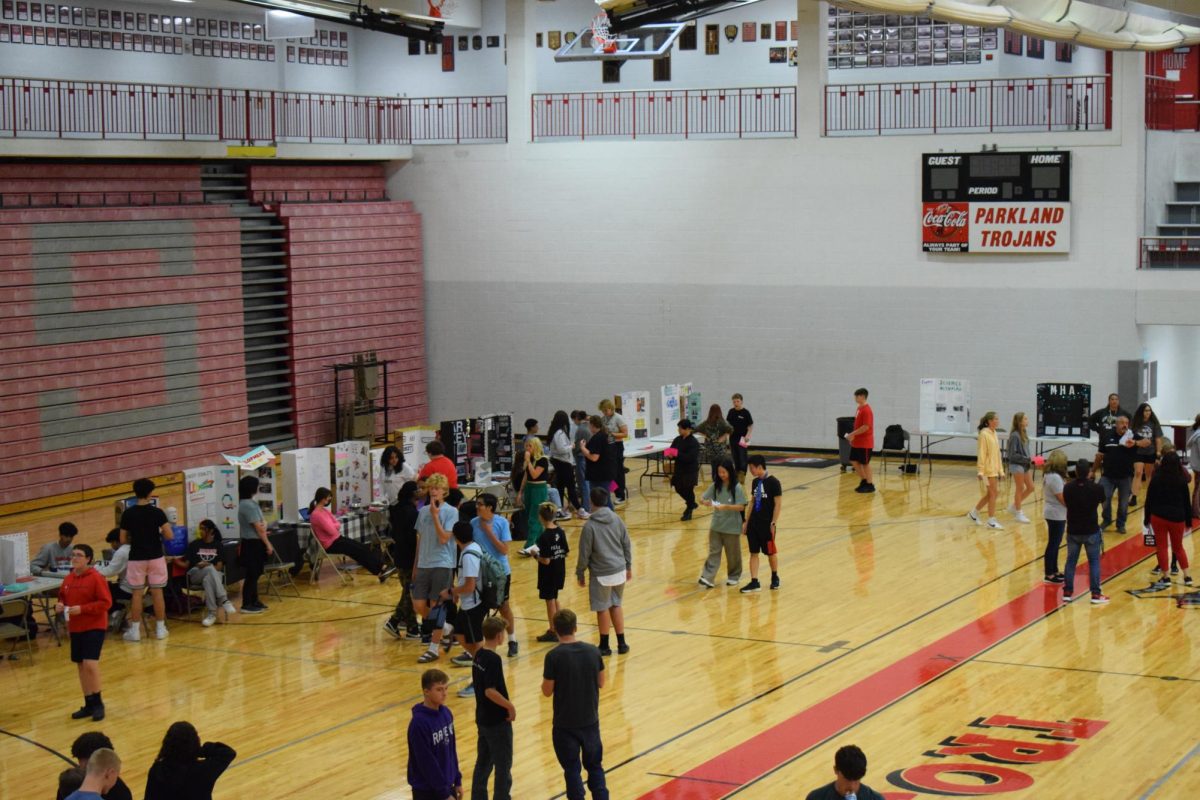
[{"xmin": 921, "ymin": 151, "xmax": 1070, "ymax": 254}]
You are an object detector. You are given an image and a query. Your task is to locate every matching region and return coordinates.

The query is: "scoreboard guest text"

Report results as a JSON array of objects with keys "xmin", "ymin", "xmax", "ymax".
[{"xmin": 921, "ymin": 151, "xmax": 1071, "ymax": 254}]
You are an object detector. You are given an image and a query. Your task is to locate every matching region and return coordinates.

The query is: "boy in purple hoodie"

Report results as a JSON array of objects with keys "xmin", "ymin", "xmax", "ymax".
[{"xmin": 407, "ymin": 669, "xmax": 463, "ymax": 800}]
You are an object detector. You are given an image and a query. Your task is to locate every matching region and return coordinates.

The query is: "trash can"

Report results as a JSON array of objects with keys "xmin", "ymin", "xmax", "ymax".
[{"xmin": 837, "ymin": 416, "xmax": 855, "ymax": 472}]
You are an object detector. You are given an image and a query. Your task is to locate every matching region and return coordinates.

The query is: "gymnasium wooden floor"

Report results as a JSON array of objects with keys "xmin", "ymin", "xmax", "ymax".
[{"xmin": 3, "ymin": 457, "xmax": 1199, "ymax": 799}]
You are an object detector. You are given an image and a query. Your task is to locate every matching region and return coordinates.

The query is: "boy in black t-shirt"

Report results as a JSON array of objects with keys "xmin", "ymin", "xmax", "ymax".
[
  {"xmin": 534, "ymin": 504, "xmax": 570, "ymax": 643},
  {"xmin": 473, "ymin": 617, "xmax": 515, "ymax": 800},
  {"xmin": 741, "ymin": 455, "xmax": 782, "ymax": 594},
  {"xmin": 580, "ymin": 415, "xmax": 613, "ymax": 509}
]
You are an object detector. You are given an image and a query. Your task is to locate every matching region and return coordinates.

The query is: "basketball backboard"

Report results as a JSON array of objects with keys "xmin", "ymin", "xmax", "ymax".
[{"xmin": 553, "ymin": 21, "xmax": 686, "ymax": 61}]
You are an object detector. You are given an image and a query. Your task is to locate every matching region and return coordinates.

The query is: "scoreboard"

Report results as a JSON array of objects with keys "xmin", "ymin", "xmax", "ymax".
[{"xmin": 921, "ymin": 151, "xmax": 1071, "ymax": 254}]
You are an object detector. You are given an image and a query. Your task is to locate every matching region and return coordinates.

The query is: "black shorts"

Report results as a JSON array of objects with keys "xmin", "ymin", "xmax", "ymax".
[
  {"xmin": 538, "ymin": 569, "xmax": 565, "ymax": 600},
  {"xmin": 746, "ymin": 525, "xmax": 777, "ymax": 556},
  {"xmin": 850, "ymin": 447, "xmax": 872, "ymax": 465},
  {"xmin": 70, "ymin": 629, "xmax": 105, "ymax": 663},
  {"xmin": 1136, "ymin": 454, "xmax": 1157, "ymax": 465},
  {"xmin": 455, "ymin": 604, "xmax": 486, "ymax": 645}
]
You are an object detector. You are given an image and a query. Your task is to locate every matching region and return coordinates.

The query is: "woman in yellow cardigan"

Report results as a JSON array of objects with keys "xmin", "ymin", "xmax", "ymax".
[{"xmin": 969, "ymin": 411, "xmax": 1005, "ymax": 530}]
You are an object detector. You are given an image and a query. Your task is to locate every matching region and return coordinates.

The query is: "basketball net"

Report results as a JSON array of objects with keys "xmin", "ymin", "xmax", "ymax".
[
  {"xmin": 427, "ymin": 0, "xmax": 457, "ymax": 19},
  {"xmin": 591, "ymin": 11, "xmax": 618, "ymax": 53}
]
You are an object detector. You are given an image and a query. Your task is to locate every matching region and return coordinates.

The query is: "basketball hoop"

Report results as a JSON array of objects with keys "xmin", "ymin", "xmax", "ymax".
[
  {"xmin": 427, "ymin": 0, "xmax": 456, "ymax": 19},
  {"xmin": 591, "ymin": 12, "xmax": 619, "ymax": 53}
]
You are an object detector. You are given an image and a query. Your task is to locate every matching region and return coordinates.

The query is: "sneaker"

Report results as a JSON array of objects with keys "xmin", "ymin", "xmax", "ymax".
[
  {"xmin": 383, "ymin": 619, "xmax": 402, "ymax": 640},
  {"xmin": 986, "ymin": 518, "xmax": 1004, "ymax": 530},
  {"xmin": 857, "ymin": 479, "xmax": 867, "ymax": 488},
  {"xmin": 862, "ymin": 483, "xmax": 876, "ymax": 493},
  {"xmin": 598, "ymin": 646, "xmax": 613, "ymax": 656},
  {"xmin": 536, "ymin": 630, "xmax": 559, "ymax": 643},
  {"xmin": 456, "ymin": 683, "xmax": 475, "ymax": 698},
  {"xmin": 155, "ymin": 622, "xmax": 168, "ymax": 640},
  {"xmin": 406, "ymin": 628, "xmax": 424, "ymax": 640},
  {"xmin": 71, "ymin": 705, "xmax": 92, "ymax": 720},
  {"xmin": 507, "ymin": 640, "xmax": 518, "ymax": 658},
  {"xmin": 681, "ymin": 509, "xmax": 693, "ymax": 521},
  {"xmin": 739, "ymin": 579, "xmax": 762, "ymax": 594},
  {"xmin": 1151, "ymin": 567, "xmax": 1164, "ymax": 577},
  {"xmin": 221, "ymin": 601, "xmax": 237, "ymax": 616},
  {"xmin": 1062, "ymin": 591, "xmax": 1073, "ymax": 603},
  {"xmin": 108, "ymin": 609, "xmax": 126, "ymax": 631},
  {"xmin": 450, "ymin": 652, "xmax": 474, "ymax": 667},
  {"xmin": 1014, "ymin": 511, "xmax": 1030, "ymax": 524},
  {"xmin": 725, "ymin": 578, "xmax": 739, "ymax": 586},
  {"xmin": 769, "ymin": 574, "xmax": 780, "ymax": 591},
  {"xmin": 854, "ymin": 484, "xmax": 871, "ymax": 493},
  {"xmin": 1129, "ymin": 495, "xmax": 1138, "ymax": 508},
  {"xmin": 1150, "ymin": 579, "xmax": 1172, "ymax": 591},
  {"xmin": 1116, "ymin": 527, "xmax": 1126, "ymax": 535},
  {"xmin": 1044, "ymin": 574, "xmax": 1065, "ymax": 584},
  {"xmin": 555, "ymin": 510, "xmax": 571, "ymax": 521},
  {"xmin": 91, "ymin": 704, "xmax": 105, "ymax": 722},
  {"xmin": 968, "ymin": 509, "xmax": 981, "ymax": 525},
  {"xmin": 420, "ymin": 634, "xmax": 432, "ymax": 646},
  {"xmin": 1090, "ymin": 594, "xmax": 1110, "ymax": 605},
  {"xmin": 1006, "ymin": 504, "xmax": 1017, "ymax": 515},
  {"xmin": 1185, "ymin": 576, "xmax": 1194, "ymax": 586},
  {"xmin": 201, "ymin": 613, "xmax": 217, "ymax": 628},
  {"xmin": 617, "ymin": 642, "xmax": 630, "ymax": 655},
  {"xmin": 698, "ymin": 576, "xmax": 715, "ymax": 588},
  {"xmin": 379, "ymin": 566, "xmax": 398, "ymax": 584},
  {"xmin": 240, "ymin": 604, "xmax": 267, "ymax": 615},
  {"xmin": 576, "ymin": 510, "xmax": 591, "ymax": 520},
  {"xmin": 122, "ymin": 627, "xmax": 141, "ymax": 643}
]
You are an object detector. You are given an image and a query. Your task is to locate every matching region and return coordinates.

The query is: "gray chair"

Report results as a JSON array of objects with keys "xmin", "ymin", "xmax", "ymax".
[
  {"xmin": 264, "ymin": 549, "xmax": 301, "ymax": 600},
  {"xmin": 0, "ymin": 598, "xmax": 35, "ymax": 662},
  {"xmin": 307, "ymin": 536, "xmax": 353, "ymax": 586}
]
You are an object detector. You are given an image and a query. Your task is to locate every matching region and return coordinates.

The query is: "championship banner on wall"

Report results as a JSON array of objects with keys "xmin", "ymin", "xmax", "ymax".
[{"xmin": 921, "ymin": 151, "xmax": 1071, "ymax": 254}]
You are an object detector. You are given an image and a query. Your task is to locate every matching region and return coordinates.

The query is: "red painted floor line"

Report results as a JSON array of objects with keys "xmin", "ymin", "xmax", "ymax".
[{"xmin": 637, "ymin": 534, "xmax": 1149, "ymax": 800}]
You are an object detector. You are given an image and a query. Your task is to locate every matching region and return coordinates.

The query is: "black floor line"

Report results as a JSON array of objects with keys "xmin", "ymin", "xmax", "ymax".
[
  {"xmin": 973, "ymin": 657, "xmax": 1200, "ymax": 683},
  {"xmin": 645, "ymin": 771, "xmax": 742, "ymax": 787},
  {"xmin": 0, "ymin": 727, "xmax": 75, "ymax": 766}
]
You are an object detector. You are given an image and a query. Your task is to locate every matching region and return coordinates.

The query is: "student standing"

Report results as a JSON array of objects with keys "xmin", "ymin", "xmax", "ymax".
[
  {"xmin": 119, "ymin": 477, "xmax": 173, "ymax": 639},
  {"xmin": 1144, "ymin": 451, "xmax": 1194, "ymax": 589},
  {"xmin": 384, "ymin": 480, "xmax": 422, "ymax": 640},
  {"xmin": 471, "ymin": 493, "xmax": 517, "ymax": 657},
  {"xmin": 407, "ymin": 669, "xmax": 462, "ymax": 800},
  {"xmin": 571, "ymin": 410, "xmax": 593, "ymax": 517},
  {"xmin": 62, "ymin": 748, "xmax": 121, "ymax": 800},
  {"xmin": 669, "ymin": 419, "xmax": 701, "ymax": 521},
  {"xmin": 548, "ymin": 411, "xmax": 583, "ymax": 516},
  {"xmin": 418, "ymin": 440, "xmax": 460, "ymax": 490},
  {"xmin": 56, "ymin": 543, "xmax": 112, "ymax": 722},
  {"xmin": 1130, "ymin": 402, "xmax": 1163, "ymax": 507},
  {"xmin": 726, "ymin": 394, "xmax": 754, "ymax": 481},
  {"xmin": 447, "ymin": 522, "xmax": 485, "ymax": 698},
  {"xmin": 597, "ymin": 399, "xmax": 629, "ymax": 503},
  {"xmin": 1062, "ymin": 460, "xmax": 1110, "ymax": 604},
  {"xmin": 579, "ymin": 416, "xmax": 613, "ymax": 511},
  {"xmin": 1006, "ymin": 412, "xmax": 1034, "ymax": 523},
  {"xmin": 541, "ymin": 609, "xmax": 608, "ymax": 800},
  {"xmin": 535, "ymin": 503, "xmax": 569, "ymax": 643},
  {"xmin": 576, "ymin": 487, "xmax": 632, "ymax": 656},
  {"xmin": 741, "ymin": 455, "xmax": 782, "ymax": 593},
  {"xmin": 144, "ymin": 721, "xmax": 236, "ymax": 800},
  {"xmin": 697, "ymin": 460, "xmax": 746, "ymax": 588},
  {"xmin": 968, "ymin": 412, "xmax": 1005, "ymax": 530},
  {"xmin": 696, "ymin": 404, "xmax": 733, "ymax": 484},
  {"xmin": 412, "ymin": 473, "xmax": 459, "ymax": 664},
  {"xmin": 472, "ymin": 617, "xmax": 515, "ymax": 800},
  {"xmin": 520, "ymin": 438, "xmax": 552, "ymax": 552},
  {"xmin": 846, "ymin": 388, "xmax": 875, "ymax": 493},
  {"xmin": 1042, "ymin": 452, "xmax": 1068, "ymax": 583},
  {"xmin": 235, "ymin": 475, "xmax": 273, "ymax": 615},
  {"xmin": 382, "ymin": 444, "xmax": 417, "ymax": 539},
  {"xmin": 1098, "ymin": 415, "xmax": 1136, "ymax": 534}
]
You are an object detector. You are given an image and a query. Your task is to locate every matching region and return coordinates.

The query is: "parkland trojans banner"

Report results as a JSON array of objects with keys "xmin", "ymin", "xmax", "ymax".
[{"xmin": 921, "ymin": 151, "xmax": 1071, "ymax": 253}]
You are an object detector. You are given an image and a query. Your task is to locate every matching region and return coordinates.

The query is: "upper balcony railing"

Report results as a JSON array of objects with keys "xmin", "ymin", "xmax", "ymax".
[
  {"xmin": 0, "ymin": 77, "xmax": 507, "ymax": 145},
  {"xmin": 531, "ymin": 87, "xmax": 797, "ymax": 141},
  {"xmin": 1145, "ymin": 75, "xmax": 1199, "ymax": 131},
  {"xmin": 824, "ymin": 75, "xmax": 1110, "ymax": 136}
]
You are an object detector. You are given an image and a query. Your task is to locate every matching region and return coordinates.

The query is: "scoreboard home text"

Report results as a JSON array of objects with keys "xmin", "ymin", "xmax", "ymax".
[{"xmin": 921, "ymin": 151, "xmax": 1071, "ymax": 254}]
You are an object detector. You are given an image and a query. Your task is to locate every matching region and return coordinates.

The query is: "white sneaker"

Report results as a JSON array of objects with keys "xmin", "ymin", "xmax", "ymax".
[
  {"xmin": 123, "ymin": 627, "xmax": 141, "ymax": 642},
  {"xmin": 987, "ymin": 518, "xmax": 1004, "ymax": 530},
  {"xmin": 1006, "ymin": 504, "xmax": 1017, "ymax": 515},
  {"xmin": 725, "ymin": 578, "xmax": 740, "ymax": 586},
  {"xmin": 155, "ymin": 621, "xmax": 169, "ymax": 640},
  {"xmin": 1014, "ymin": 511, "xmax": 1031, "ymax": 523},
  {"xmin": 202, "ymin": 613, "xmax": 218, "ymax": 627},
  {"xmin": 968, "ymin": 509, "xmax": 981, "ymax": 525},
  {"xmin": 577, "ymin": 510, "xmax": 591, "ymax": 520},
  {"xmin": 222, "ymin": 601, "xmax": 237, "ymax": 616}
]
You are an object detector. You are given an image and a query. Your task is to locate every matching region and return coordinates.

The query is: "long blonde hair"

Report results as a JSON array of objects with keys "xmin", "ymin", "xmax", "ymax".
[
  {"xmin": 526, "ymin": 437, "xmax": 546, "ymax": 467},
  {"xmin": 1011, "ymin": 412, "xmax": 1028, "ymax": 443},
  {"xmin": 1045, "ymin": 450, "xmax": 1068, "ymax": 478}
]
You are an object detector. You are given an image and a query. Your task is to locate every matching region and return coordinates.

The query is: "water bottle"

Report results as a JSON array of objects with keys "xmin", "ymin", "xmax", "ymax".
[{"xmin": 845, "ymin": 794, "xmax": 857, "ymax": 800}]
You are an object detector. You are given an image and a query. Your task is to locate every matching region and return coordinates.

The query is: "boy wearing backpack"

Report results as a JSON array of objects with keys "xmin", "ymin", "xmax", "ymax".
[
  {"xmin": 471, "ymin": 493, "xmax": 518, "ymax": 658},
  {"xmin": 448, "ymin": 521, "xmax": 486, "ymax": 698}
]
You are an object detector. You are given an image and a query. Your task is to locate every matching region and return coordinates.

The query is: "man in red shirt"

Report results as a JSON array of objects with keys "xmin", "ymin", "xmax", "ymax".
[
  {"xmin": 417, "ymin": 440, "xmax": 460, "ymax": 489},
  {"xmin": 846, "ymin": 388, "xmax": 875, "ymax": 494}
]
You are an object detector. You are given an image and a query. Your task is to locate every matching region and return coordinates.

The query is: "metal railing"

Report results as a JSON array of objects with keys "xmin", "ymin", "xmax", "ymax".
[
  {"xmin": 1145, "ymin": 75, "xmax": 1198, "ymax": 131},
  {"xmin": 0, "ymin": 77, "xmax": 508, "ymax": 145},
  {"xmin": 1139, "ymin": 236, "xmax": 1200, "ymax": 269},
  {"xmin": 824, "ymin": 75, "xmax": 1110, "ymax": 136},
  {"xmin": 531, "ymin": 87, "xmax": 797, "ymax": 141}
]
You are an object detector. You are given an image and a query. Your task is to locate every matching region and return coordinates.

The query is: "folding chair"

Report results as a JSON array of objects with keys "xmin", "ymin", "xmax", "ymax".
[
  {"xmin": 880, "ymin": 426, "xmax": 913, "ymax": 473},
  {"xmin": 264, "ymin": 549, "xmax": 301, "ymax": 600},
  {"xmin": 0, "ymin": 598, "xmax": 35, "ymax": 662},
  {"xmin": 307, "ymin": 535, "xmax": 353, "ymax": 586},
  {"xmin": 367, "ymin": 509, "xmax": 397, "ymax": 573}
]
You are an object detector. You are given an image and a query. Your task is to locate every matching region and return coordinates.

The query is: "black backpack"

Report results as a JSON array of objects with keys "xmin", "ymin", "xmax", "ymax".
[{"xmin": 882, "ymin": 424, "xmax": 907, "ymax": 451}]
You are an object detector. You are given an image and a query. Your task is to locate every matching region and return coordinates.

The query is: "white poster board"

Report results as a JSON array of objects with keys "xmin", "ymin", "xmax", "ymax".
[
  {"xmin": 660, "ymin": 385, "xmax": 682, "ymax": 437},
  {"xmin": 402, "ymin": 427, "xmax": 437, "ymax": 471},
  {"xmin": 281, "ymin": 448, "xmax": 331, "ymax": 523},
  {"xmin": 183, "ymin": 465, "xmax": 240, "ymax": 537},
  {"xmin": 0, "ymin": 532, "xmax": 30, "ymax": 583},
  {"xmin": 370, "ymin": 447, "xmax": 388, "ymax": 505},
  {"xmin": 919, "ymin": 378, "xmax": 972, "ymax": 434},
  {"xmin": 242, "ymin": 464, "xmax": 280, "ymax": 525},
  {"xmin": 332, "ymin": 440, "xmax": 371, "ymax": 514},
  {"xmin": 618, "ymin": 390, "xmax": 652, "ymax": 440}
]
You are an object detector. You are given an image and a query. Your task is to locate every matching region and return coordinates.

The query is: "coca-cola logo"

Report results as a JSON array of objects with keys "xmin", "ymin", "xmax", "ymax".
[{"xmin": 923, "ymin": 204, "xmax": 968, "ymax": 238}]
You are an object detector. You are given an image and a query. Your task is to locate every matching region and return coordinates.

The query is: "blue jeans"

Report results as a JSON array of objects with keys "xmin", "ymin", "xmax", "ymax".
[
  {"xmin": 1098, "ymin": 475, "xmax": 1131, "ymax": 531},
  {"xmin": 472, "ymin": 722, "xmax": 512, "ymax": 800},
  {"xmin": 1064, "ymin": 532, "xmax": 1103, "ymax": 596},
  {"xmin": 1043, "ymin": 519, "xmax": 1065, "ymax": 577},
  {"xmin": 552, "ymin": 724, "xmax": 608, "ymax": 800},
  {"xmin": 575, "ymin": 455, "xmax": 591, "ymax": 512}
]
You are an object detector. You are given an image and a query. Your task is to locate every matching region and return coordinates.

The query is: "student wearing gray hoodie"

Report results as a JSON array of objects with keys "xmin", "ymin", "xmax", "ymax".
[
  {"xmin": 31, "ymin": 522, "xmax": 79, "ymax": 575},
  {"xmin": 575, "ymin": 487, "xmax": 632, "ymax": 657}
]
